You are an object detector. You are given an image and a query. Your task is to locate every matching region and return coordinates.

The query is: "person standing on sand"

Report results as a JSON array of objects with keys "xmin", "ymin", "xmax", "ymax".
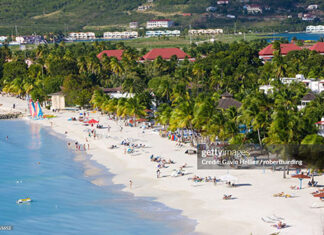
[
  {"xmin": 156, "ymin": 169, "xmax": 160, "ymax": 178},
  {"xmin": 129, "ymin": 180, "xmax": 133, "ymax": 189}
]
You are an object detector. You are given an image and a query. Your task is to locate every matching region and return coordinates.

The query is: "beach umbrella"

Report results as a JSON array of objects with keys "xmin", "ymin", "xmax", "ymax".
[
  {"xmin": 219, "ymin": 174, "xmax": 238, "ymax": 183},
  {"xmin": 292, "ymin": 174, "xmax": 310, "ymax": 189},
  {"xmin": 87, "ymin": 119, "xmax": 99, "ymax": 124}
]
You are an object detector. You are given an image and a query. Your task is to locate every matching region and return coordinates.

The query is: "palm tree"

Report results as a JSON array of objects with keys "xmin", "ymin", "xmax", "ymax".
[{"xmin": 124, "ymin": 97, "xmax": 146, "ymax": 122}]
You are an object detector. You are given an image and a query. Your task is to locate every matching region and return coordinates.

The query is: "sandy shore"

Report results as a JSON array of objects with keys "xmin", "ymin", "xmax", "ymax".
[{"xmin": 1, "ymin": 95, "xmax": 324, "ymax": 235}]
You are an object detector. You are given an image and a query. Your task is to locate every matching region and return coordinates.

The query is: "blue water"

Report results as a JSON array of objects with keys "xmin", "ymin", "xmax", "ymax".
[
  {"xmin": 0, "ymin": 120, "xmax": 195, "ymax": 235},
  {"xmin": 269, "ymin": 32, "xmax": 324, "ymax": 42}
]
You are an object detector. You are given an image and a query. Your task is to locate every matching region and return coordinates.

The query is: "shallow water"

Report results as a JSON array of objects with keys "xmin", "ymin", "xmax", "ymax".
[{"xmin": 0, "ymin": 120, "xmax": 195, "ymax": 235}]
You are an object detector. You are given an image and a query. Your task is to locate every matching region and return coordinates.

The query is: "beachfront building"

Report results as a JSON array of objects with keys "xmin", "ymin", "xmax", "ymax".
[
  {"xmin": 309, "ymin": 42, "xmax": 324, "ymax": 55},
  {"xmin": 146, "ymin": 19, "xmax": 174, "ymax": 29},
  {"xmin": 97, "ymin": 50, "xmax": 124, "ymax": 61},
  {"xmin": 217, "ymin": 92, "xmax": 242, "ymax": 109},
  {"xmin": 298, "ymin": 92, "xmax": 316, "ymax": 110},
  {"xmin": 103, "ymin": 31, "xmax": 138, "ymax": 39},
  {"xmin": 141, "ymin": 48, "xmax": 190, "ymax": 61},
  {"xmin": 189, "ymin": 29, "xmax": 223, "ymax": 35},
  {"xmin": 146, "ymin": 30, "xmax": 180, "ymax": 37},
  {"xmin": 259, "ymin": 43, "xmax": 302, "ymax": 61},
  {"xmin": 68, "ymin": 32, "xmax": 96, "ymax": 40},
  {"xmin": 48, "ymin": 92, "xmax": 65, "ymax": 111},
  {"xmin": 306, "ymin": 25, "xmax": 324, "ymax": 33},
  {"xmin": 129, "ymin": 22, "xmax": 139, "ymax": 29}
]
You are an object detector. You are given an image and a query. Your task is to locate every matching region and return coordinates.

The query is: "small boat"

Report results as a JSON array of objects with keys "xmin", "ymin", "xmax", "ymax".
[{"xmin": 16, "ymin": 198, "xmax": 31, "ymax": 204}]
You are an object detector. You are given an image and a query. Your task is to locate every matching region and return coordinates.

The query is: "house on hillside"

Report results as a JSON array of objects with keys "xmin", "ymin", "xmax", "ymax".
[
  {"xmin": 206, "ymin": 6, "xmax": 217, "ymax": 12},
  {"xmin": 244, "ymin": 5, "xmax": 262, "ymax": 14},
  {"xmin": 302, "ymin": 14, "xmax": 316, "ymax": 21},
  {"xmin": 309, "ymin": 42, "xmax": 324, "ymax": 55},
  {"xmin": 307, "ymin": 5, "xmax": 318, "ymax": 10},
  {"xmin": 141, "ymin": 48, "xmax": 191, "ymax": 61},
  {"xmin": 217, "ymin": 92, "xmax": 242, "ymax": 109},
  {"xmin": 146, "ymin": 19, "xmax": 174, "ymax": 29},
  {"xmin": 298, "ymin": 93, "xmax": 316, "ymax": 110},
  {"xmin": 217, "ymin": 1, "xmax": 229, "ymax": 5},
  {"xmin": 258, "ymin": 43, "xmax": 302, "ymax": 61},
  {"xmin": 102, "ymin": 87, "xmax": 134, "ymax": 99},
  {"xmin": 97, "ymin": 50, "xmax": 124, "ymax": 61},
  {"xmin": 138, "ymin": 5, "xmax": 152, "ymax": 11},
  {"xmin": 129, "ymin": 22, "xmax": 139, "ymax": 29}
]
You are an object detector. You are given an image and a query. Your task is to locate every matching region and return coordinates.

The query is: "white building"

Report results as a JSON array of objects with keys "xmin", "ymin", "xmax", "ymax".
[
  {"xmin": 307, "ymin": 5, "xmax": 318, "ymax": 10},
  {"xmin": 146, "ymin": 19, "xmax": 174, "ymax": 29},
  {"xmin": 138, "ymin": 5, "xmax": 152, "ymax": 11},
  {"xmin": 103, "ymin": 31, "xmax": 138, "ymax": 39},
  {"xmin": 245, "ymin": 5, "xmax": 262, "ymax": 14},
  {"xmin": 0, "ymin": 36, "xmax": 7, "ymax": 42},
  {"xmin": 302, "ymin": 14, "xmax": 316, "ymax": 21},
  {"xmin": 68, "ymin": 32, "xmax": 96, "ymax": 40},
  {"xmin": 259, "ymin": 85, "xmax": 274, "ymax": 94},
  {"xmin": 15, "ymin": 36, "xmax": 25, "ymax": 44},
  {"xmin": 306, "ymin": 25, "xmax": 324, "ymax": 33},
  {"xmin": 189, "ymin": 29, "xmax": 223, "ymax": 35},
  {"xmin": 48, "ymin": 92, "xmax": 65, "ymax": 111},
  {"xmin": 316, "ymin": 117, "xmax": 324, "ymax": 137},
  {"xmin": 146, "ymin": 30, "xmax": 180, "ymax": 37},
  {"xmin": 217, "ymin": 1, "xmax": 229, "ymax": 4},
  {"xmin": 281, "ymin": 74, "xmax": 324, "ymax": 93},
  {"xmin": 129, "ymin": 22, "xmax": 139, "ymax": 29}
]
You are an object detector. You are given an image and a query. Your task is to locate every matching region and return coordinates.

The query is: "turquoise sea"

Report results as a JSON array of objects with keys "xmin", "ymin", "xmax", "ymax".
[{"xmin": 0, "ymin": 120, "xmax": 195, "ymax": 235}]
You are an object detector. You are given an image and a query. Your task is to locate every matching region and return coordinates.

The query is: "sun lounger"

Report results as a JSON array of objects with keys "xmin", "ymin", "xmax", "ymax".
[{"xmin": 261, "ymin": 217, "xmax": 274, "ymax": 223}]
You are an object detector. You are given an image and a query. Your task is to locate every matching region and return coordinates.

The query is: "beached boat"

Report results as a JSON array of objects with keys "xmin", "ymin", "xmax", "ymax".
[{"xmin": 16, "ymin": 198, "xmax": 31, "ymax": 204}]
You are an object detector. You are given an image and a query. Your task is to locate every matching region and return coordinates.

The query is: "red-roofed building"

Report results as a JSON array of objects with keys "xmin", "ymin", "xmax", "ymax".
[
  {"xmin": 142, "ymin": 48, "xmax": 190, "ymax": 61},
  {"xmin": 97, "ymin": 50, "xmax": 124, "ymax": 60},
  {"xmin": 309, "ymin": 42, "xmax": 324, "ymax": 55},
  {"xmin": 259, "ymin": 43, "xmax": 302, "ymax": 61}
]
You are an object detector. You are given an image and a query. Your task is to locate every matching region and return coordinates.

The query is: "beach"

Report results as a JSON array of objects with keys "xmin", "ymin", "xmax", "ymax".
[{"xmin": 1, "ymin": 95, "xmax": 324, "ymax": 235}]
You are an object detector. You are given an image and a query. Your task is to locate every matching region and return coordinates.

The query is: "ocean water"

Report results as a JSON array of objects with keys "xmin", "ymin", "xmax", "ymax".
[{"xmin": 0, "ymin": 120, "xmax": 195, "ymax": 235}]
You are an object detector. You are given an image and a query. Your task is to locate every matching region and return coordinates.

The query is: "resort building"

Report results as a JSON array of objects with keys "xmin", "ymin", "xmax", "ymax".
[
  {"xmin": 306, "ymin": 25, "xmax": 324, "ymax": 33},
  {"xmin": 138, "ymin": 5, "xmax": 152, "ymax": 11},
  {"xmin": 103, "ymin": 31, "xmax": 138, "ymax": 39},
  {"xmin": 141, "ymin": 48, "xmax": 190, "ymax": 61},
  {"xmin": 97, "ymin": 50, "xmax": 124, "ymax": 61},
  {"xmin": 259, "ymin": 43, "xmax": 302, "ymax": 61},
  {"xmin": 68, "ymin": 32, "xmax": 96, "ymax": 40},
  {"xmin": 217, "ymin": 92, "xmax": 242, "ymax": 109},
  {"xmin": 129, "ymin": 22, "xmax": 139, "ymax": 29},
  {"xmin": 189, "ymin": 29, "xmax": 223, "ymax": 35},
  {"xmin": 146, "ymin": 19, "xmax": 174, "ymax": 29},
  {"xmin": 48, "ymin": 92, "xmax": 65, "ymax": 111},
  {"xmin": 309, "ymin": 42, "xmax": 324, "ymax": 55},
  {"xmin": 259, "ymin": 85, "xmax": 274, "ymax": 95},
  {"xmin": 146, "ymin": 30, "xmax": 180, "ymax": 37}
]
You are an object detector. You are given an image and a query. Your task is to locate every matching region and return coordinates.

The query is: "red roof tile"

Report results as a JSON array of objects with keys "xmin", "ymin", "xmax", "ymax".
[
  {"xmin": 142, "ymin": 48, "xmax": 189, "ymax": 60},
  {"xmin": 259, "ymin": 44, "xmax": 302, "ymax": 56},
  {"xmin": 97, "ymin": 50, "xmax": 124, "ymax": 60},
  {"xmin": 309, "ymin": 42, "xmax": 324, "ymax": 53}
]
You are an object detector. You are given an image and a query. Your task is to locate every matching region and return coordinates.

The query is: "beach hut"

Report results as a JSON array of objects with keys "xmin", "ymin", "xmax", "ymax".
[{"xmin": 292, "ymin": 173, "xmax": 310, "ymax": 189}]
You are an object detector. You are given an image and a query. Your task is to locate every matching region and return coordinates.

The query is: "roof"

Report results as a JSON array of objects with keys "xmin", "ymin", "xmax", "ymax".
[
  {"xmin": 102, "ymin": 87, "xmax": 122, "ymax": 93},
  {"xmin": 309, "ymin": 42, "xmax": 324, "ymax": 53},
  {"xmin": 142, "ymin": 48, "xmax": 189, "ymax": 60},
  {"xmin": 259, "ymin": 44, "xmax": 302, "ymax": 56},
  {"xmin": 302, "ymin": 93, "xmax": 316, "ymax": 101},
  {"xmin": 221, "ymin": 92, "xmax": 233, "ymax": 98},
  {"xmin": 148, "ymin": 19, "xmax": 172, "ymax": 22},
  {"xmin": 48, "ymin": 91, "xmax": 65, "ymax": 96},
  {"xmin": 217, "ymin": 98, "xmax": 242, "ymax": 109},
  {"xmin": 97, "ymin": 50, "xmax": 124, "ymax": 60}
]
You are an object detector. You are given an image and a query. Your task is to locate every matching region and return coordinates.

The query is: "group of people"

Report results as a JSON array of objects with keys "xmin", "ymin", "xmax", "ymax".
[
  {"xmin": 189, "ymin": 175, "xmax": 218, "ymax": 185},
  {"xmin": 68, "ymin": 141, "xmax": 89, "ymax": 151},
  {"xmin": 121, "ymin": 139, "xmax": 146, "ymax": 149}
]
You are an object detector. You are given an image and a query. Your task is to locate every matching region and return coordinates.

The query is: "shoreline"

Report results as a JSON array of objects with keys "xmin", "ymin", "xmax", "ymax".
[{"xmin": 1, "ymin": 96, "xmax": 324, "ymax": 235}]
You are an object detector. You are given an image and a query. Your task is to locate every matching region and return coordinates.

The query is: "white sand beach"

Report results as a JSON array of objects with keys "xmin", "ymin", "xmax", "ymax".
[{"xmin": 1, "ymin": 96, "xmax": 324, "ymax": 235}]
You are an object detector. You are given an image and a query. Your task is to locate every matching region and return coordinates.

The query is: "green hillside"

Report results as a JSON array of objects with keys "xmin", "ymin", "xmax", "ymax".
[{"xmin": 0, "ymin": 0, "xmax": 323, "ymax": 35}]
